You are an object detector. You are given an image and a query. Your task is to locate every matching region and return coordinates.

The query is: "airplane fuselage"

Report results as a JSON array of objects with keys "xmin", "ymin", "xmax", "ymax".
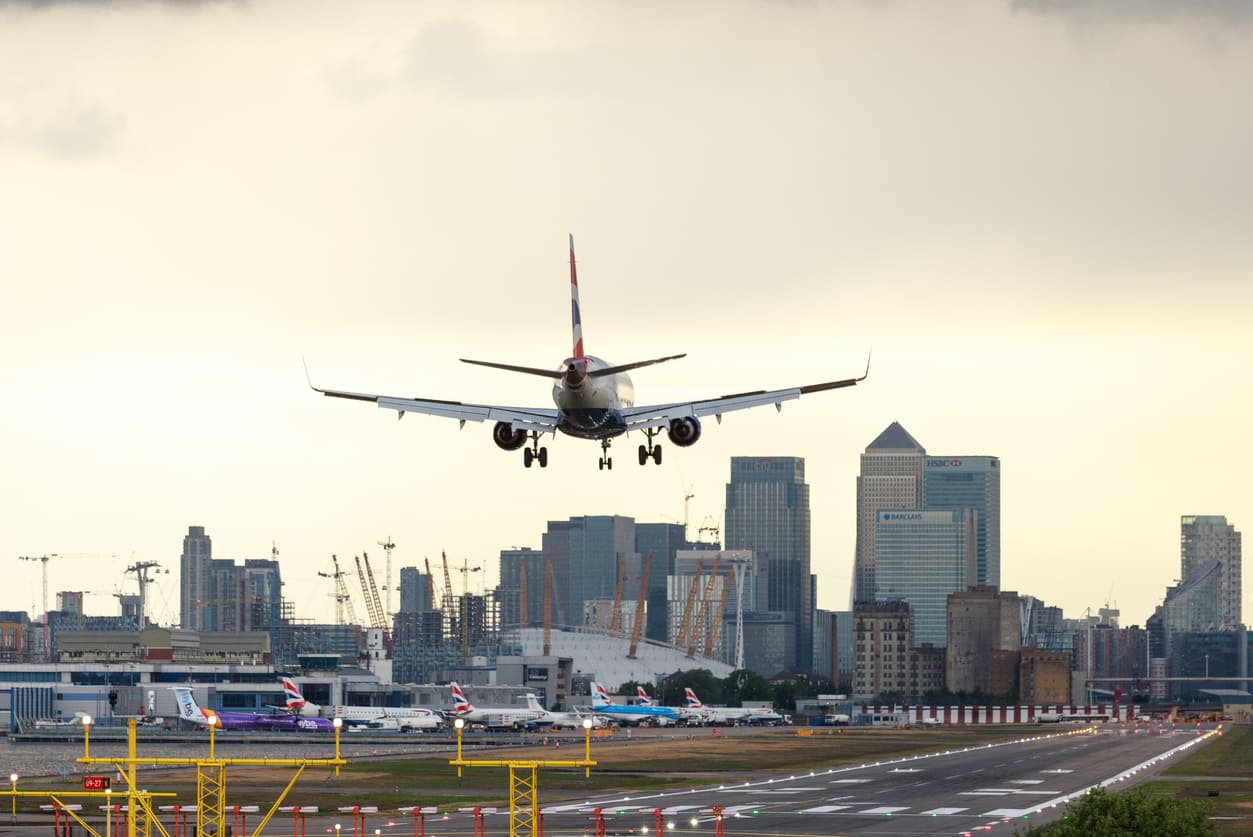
[{"xmin": 551, "ymin": 355, "xmax": 634, "ymax": 439}]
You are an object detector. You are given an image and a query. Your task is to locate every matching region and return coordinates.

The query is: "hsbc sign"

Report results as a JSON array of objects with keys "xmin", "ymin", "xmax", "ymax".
[{"xmin": 927, "ymin": 459, "xmax": 963, "ymax": 468}]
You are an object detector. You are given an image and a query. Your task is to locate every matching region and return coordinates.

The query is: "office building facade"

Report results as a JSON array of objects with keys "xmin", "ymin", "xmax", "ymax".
[
  {"xmin": 874, "ymin": 509, "xmax": 976, "ymax": 647},
  {"xmin": 923, "ymin": 456, "xmax": 1001, "ymax": 587},
  {"xmin": 854, "ymin": 423, "xmax": 926, "ymax": 604},
  {"xmin": 179, "ymin": 526, "xmax": 212, "ymax": 631},
  {"xmin": 1181, "ymin": 515, "xmax": 1242, "ymax": 630},
  {"xmin": 725, "ymin": 457, "xmax": 812, "ymax": 671}
]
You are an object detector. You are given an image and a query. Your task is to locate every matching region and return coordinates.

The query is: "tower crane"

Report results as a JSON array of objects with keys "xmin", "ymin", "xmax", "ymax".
[
  {"xmin": 354, "ymin": 553, "xmax": 388, "ymax": 632},
  {"xmin": 456, "ymin": 556, "xmax": 482, "ymax": 664},
  {"xmin": 376, "ymin": 537, "xmax": 395, "ymax": 620},
  {"xmin": 19, "ymin": 552, "xmax": 115, "ymax": 662},
  {"xmin": 318, "ymin": 555, "xmax": 358, "ymax": 626},
  {"xmin": 697, "ymin": 516, "xmax": 720, "ymax": 545},
  {"xmin": 440, "ymin": 552, "xmax": 455, "ymax": 640},
  {"xmin": 423, "ymin": 556, "xmax": 437, "ymax": 611}
]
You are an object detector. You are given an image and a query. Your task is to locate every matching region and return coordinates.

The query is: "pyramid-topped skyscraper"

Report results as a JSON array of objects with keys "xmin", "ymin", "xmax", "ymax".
[{"xmin": 853, "ymin": 422, "xmax": 926, "ymax": 604}]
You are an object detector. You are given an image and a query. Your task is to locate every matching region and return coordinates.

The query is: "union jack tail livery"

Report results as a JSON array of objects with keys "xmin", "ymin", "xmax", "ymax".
[
  {"xmin": 282, "ymin": 678, "xmax": 306, "ymax": 712},
  {"xmin": 569, "ymin": 233, "xmax": 584, "ymax": 360},
  {"xmin": 636, "ymin": 686, "xmax": 655, "ymax": 705},
  {"xmin": 451, "ymin": 682, "xmax": 474, "ymax": 714},
  {"xmin": 591, "ymin": 682, "xmax": 612, "ymax": 707},
  {"xmin": 684, "ymin": 687, "xmax": 705, "ymax": 710}
]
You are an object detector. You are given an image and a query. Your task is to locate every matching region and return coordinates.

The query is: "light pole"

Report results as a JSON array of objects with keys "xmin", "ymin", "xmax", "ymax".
[
  {"xmin": 207, "ymin": 714, "xmax": 218, "ymax": 759},
  {"xmin": 105, "ymin": 787, "xmax": 113, "ymax": 837},
  {"xmin": 82, "ymin": 714, "xmax": 93, "ymax": 760},
  {"xmin": 582, "ymin": 718, "xmax": 593, "ymax": 782},
  {"xmin": 333, "ymin": 717, "xmax": 343, "ymax": 773},
  {"xmin": 9, "ymin": 772, "xmax": 16, "ymax": 824},
  {"xmin": 334, "ymin": 823, "xmax": 341, "ymax": 837},
  {"xmin": 454, "ymin": 718, "xmax": 465, "ymax": 784}
]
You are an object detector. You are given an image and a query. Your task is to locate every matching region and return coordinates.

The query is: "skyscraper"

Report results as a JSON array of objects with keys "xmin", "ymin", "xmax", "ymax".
[
  {"xmin": 1181, "ymin": 515, "xmax": 1242, "ymax": 630},
  {"xmin": 923, "ymin": 456, "xmax": 1001, "ymax": 587},
  {"xmin": 635, "ymin": 522, "xmax": 693, "ymax": 643},
  {"xmin": 874, "ymin": 509, "xmax": 976, "ymax": 646},
  {"xmin": 179, "ymin": 525, "xmax": 212, "ymax": 631},
  {"xmin": 541, "ymin": 516, "xmax": 639, "ymax": 629},
  {"xmin": 398, "ymin": 566, "xmax": 433, "ymax": 614},
  {"xmin": 725, "ymin": 457, "xmax": 811, "ymax": 671},
  {"xmin": 853, "ymin": 423, "xmax": 926, "ymax": 604}
]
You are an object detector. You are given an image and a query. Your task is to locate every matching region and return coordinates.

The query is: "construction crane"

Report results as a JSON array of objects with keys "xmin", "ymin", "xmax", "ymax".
[
  {"xmin": 19, "ymin": 553, "xmax": 114, "ymax": 662},
  {"xmin": 674, "ymin": 555, "xmax": 706, "ymax": 651},
  {"xmin": 627, "ymin": 552, "xmax": 652, "ymax": 659},
  {"xmin": 688, "ymin": 553, "xmax": 723, "ymax": 658},
  {"xmin": 423, "ymin": 556, "xmax": 437, "ymax": 611},
  {"xmin": 697, "ymin": 516, "xmax": 720, "ymax": 544},
  {"xmin": 318, "ymin": 555, "xmax": 358, "ymax": 626},
  {"xmin": 456, "ymin": 557, "xmax": 483, "ymax": 665},
  {"xmin": 376, "ymin": 537, "xmax": 395, "ymax": 621},
  {"xmin": 124, "ymin": 560, "xmax": 163, "ymax": 628},
  {"xmin": 609, "ymin": 560, "xmax": 626, "ymax": 636},
  {"xmin": 354, "ymin": 553, "xmax": 388, "ymax": 632},
  {"xmin": 440, "ymin": 552, "xmax": 455, "ymax": 640}
]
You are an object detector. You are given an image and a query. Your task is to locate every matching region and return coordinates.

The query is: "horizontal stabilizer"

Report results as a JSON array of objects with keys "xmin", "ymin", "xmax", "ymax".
[
  {"xmin": 460, "ymin": 358, "xmax": 563, "ymax": 379},
  {"xmin": 588, "ymin": 353, "xmax": 687, "ymax": 378}
]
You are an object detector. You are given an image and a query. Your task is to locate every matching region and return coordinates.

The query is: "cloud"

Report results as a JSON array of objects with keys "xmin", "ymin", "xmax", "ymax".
[
  {"xmin": 0, "ymin": 98, "xmax": 124, "ymax": 159},
  {"xmin": 1011, "ymin": 0, "xmax": 1253, "ymax": 26}
]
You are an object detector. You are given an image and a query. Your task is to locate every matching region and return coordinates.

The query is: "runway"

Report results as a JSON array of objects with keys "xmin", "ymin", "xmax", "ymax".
[{"xmin": 536, "ymin": 722, "xmax": 1220, "ymax": 836}]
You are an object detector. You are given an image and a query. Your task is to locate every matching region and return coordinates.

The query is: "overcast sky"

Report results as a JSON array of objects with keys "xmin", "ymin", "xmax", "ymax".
[{"xmin": 3, "ymin": 0, "xmax": 1250, "ymax": 634}]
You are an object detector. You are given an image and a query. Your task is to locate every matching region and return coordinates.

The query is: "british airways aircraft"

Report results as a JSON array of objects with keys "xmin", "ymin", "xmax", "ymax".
[{"xmin": 309, "ymin": 235, "xmax": 868, "ymax": 470}]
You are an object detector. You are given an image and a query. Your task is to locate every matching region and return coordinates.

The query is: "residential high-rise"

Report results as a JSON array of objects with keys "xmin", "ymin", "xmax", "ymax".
[
  {"xmin": 874, "ymin": 509, "xmax": 976, "ymax": 647},
  {"xmin": 1181, "ymin": 515, "xmax": 1242, "ymax": 630},
  {"xmin": 853, "ymin": 423, "xmax": 925, "ymax": 604},
  {"xmin": 398, "ymin": 566, "xmax": 433, "ymax": 614},
  {"xmin": 923, "ymin": 456, "xmax": 1001, "ymax": 587},
  {"xmin": 179, "ymin": 525, "xmax": 212, "ymax": 631},
  {"xmin": 541, "ymin": 516, "xmax": 639, "ymax": 630},
  {"xmin": 725, "ymin": 457, "xmax": 811, "ymax": 670}
]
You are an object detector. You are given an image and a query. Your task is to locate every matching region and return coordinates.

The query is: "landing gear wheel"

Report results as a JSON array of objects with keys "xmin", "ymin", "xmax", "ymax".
[
  {"xmin": 537, "ymin": 447, "xmax": 548, "ymax": 468},
  {"xmin": 638, "ymin": 445, "xmax": 648, "ymax": 466},
  {"xmin": 523, "ymin": 448, "xmax": 534, "ymax": 468},
  {"xmin": 652, "ymin": 444, "xmax": 662, "ymax": 465}
]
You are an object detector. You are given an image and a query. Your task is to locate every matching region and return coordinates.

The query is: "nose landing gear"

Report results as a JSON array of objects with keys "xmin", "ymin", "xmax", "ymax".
[{"xmin": 598, "ymin": 439, "xmax": 613, "ymax": 470}]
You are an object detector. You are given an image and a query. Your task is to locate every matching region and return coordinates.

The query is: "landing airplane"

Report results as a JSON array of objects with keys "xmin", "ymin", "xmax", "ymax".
[
  {"xmin": 449, "ymin": 682, "xmax": 549, "ymax": 730},
  {"xmin": 308, "ymin": 235, "xmax": 868, "ymax": 470},
  {"xmin": 523, "ymin": 693, "xmax": 605, "ymax": 730},
  {"xmin": 282, "ymin": 678, "xmax": 443, "ymax": 732},
  {"xmin": 590, "ymin": 681, "xmax": 679, "ymax": 726},
  {"xmin": 173, "ymin": 687, "xmax": 335, "ymax": 733}
]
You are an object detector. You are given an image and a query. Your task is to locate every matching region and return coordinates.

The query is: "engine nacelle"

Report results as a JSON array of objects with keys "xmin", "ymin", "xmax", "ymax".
[
  {"xmin": 667, "ymin": 416, "xmax": 702, "ymax": 447},
  {"xmin": 492, "ymin": 422, "xmax": 527, "ymax": 451}
]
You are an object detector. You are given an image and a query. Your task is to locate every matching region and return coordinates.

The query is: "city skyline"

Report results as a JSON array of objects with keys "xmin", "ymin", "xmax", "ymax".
[{"xmin": 4, "ymin": 2, "xmax": 1252, "ymax": 629}]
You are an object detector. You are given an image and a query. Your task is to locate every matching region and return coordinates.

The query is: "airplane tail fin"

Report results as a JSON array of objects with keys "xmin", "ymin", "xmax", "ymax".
[
  {"xmin": 636, "ymin": 686, "xmax": 654, "ymax": 705},
  {"xmin": 525, "ymin": 693, "xmax": 544, "ymax": 712},
  {"xmin": 590, "ymin": 682, "xmax": 611, "ymax": 708},
  {"xmin": 173, "ymin": 687, "xmax": 203, "ymax": 723},
  {"xmin": 282, "ymin": 677, "xmax": 319, "ymax": 716},
  {"xmin": 569, "ymin": 233, "xmax": 584, "ymax": 360},
  {"xmin": 684, "ymin": 687, "xmax": 704, "ymax": 709},
  {"xmin": 450, "ymin": 682, "xmax": 473, "ymax": 714}
]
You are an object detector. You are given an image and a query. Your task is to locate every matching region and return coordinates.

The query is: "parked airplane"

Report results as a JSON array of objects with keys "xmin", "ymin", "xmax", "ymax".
[
  {"xmin": 635, "ymin": 686, "xmax": 655, "ymax": 705},
  {"xmin": 590, "ymin": 681, "xmax": 679, "ymax": 726},
  {"xmin": 308, "ymin": 235, "xmax": 868, "ymax": 470},
  {"xmin": 523, "ymin": 693, "xmax": 604, "ymax": 730},
  {"xmin": 173, "ymin": 687, "xmax": 335, "ymax": 732},
  {"xmin": 281, "ymin": 678, "xmax": 443, "ymax": 732},
  {"xmin": 450, "ymin": 682, "xmax": 550, "ymax": 730},
  {"xmin": 684, "ymin": 687, "xmax": 754, "ymax": 725}
]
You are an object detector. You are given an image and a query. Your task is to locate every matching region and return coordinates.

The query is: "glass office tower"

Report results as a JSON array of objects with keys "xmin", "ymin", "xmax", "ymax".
[
  {"xmin": 923, "ymin": 456, "xmax": 1001, "ymax": 588},
  {"xmin": 725, "ymin": 457, "xmax": 811, "ymax": 671}
]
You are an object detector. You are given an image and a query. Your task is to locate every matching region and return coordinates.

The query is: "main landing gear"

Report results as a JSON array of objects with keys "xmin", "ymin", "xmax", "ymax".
[
  {"xmin": 598, "ymin": 439, "xmax": 613, "ymax": 471},
  {"xmin": 638, "ymin": 427, "xmax": 662, "ymax": 466},
  {"xmin": 522, "ymin": 433, "xmax": 548, "ymax": 469}
]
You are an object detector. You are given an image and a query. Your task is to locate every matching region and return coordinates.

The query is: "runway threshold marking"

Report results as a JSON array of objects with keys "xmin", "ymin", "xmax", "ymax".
[
  {"xmin": 919, "ymin": 807, "xmax": 968, "ymax": 815},
  {"xmin": 861, "ymin": 806, "xmax": 908, "ymax": 814}
]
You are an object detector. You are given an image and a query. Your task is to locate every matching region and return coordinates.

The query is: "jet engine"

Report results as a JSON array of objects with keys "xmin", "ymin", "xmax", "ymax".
[
  {"xmin": 667, "ymin": 416, "xmax": 702, "ymax": 447},
  {"xmin": 492, "ymin": 422, "xmax": 527, "ymax": 451}
]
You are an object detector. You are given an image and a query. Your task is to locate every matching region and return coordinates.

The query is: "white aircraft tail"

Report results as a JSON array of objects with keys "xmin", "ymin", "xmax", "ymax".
[
  {"xmin": 525, "ymin": 693, "xmax": 545, "ymax": 712},
  {"xmin": 591, "ymin": 682, "xmax": 612, "ymax": 708},
  {"xmin": 172, "ymin": 687, "xmax": 205, "ymax": 724},
  {"xmin": 450, "ymin": 682, "xmax": 475, "ymax": 715},
  {"xmin": 281, "ymin": 677, "xmax": 320, "ymax": 716}
]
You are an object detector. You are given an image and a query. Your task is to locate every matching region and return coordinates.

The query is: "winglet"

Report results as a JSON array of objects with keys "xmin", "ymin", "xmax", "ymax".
[{"xmin": 569, "ymin": 233, "xmax": 585, "ymax": 360}]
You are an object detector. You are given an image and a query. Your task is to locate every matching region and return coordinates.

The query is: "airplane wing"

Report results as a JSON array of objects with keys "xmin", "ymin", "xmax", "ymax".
[
  {"xmin": 306, "ymin": 368, "xmax": 561, "ymax": 434},
  {"xmin": 620, "ymin": 361, "xmax": 870, "ymax": 431}
]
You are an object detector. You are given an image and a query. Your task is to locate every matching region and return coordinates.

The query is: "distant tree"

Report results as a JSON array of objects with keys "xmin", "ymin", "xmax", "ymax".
[
  {"xmin": 1016, "ymin": 787, "xmax": 1215, "ymax": 836},
  {"xmin": 722, "ymin": 669, "xmax": 772, "ymax": 704},
  {"xmin": 659, "ymin": 669, "xmax": 723, "ymax": 705},
  {"xmin": 617, "ymin": 679, "xmax": 651, "ymax": 699}
]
